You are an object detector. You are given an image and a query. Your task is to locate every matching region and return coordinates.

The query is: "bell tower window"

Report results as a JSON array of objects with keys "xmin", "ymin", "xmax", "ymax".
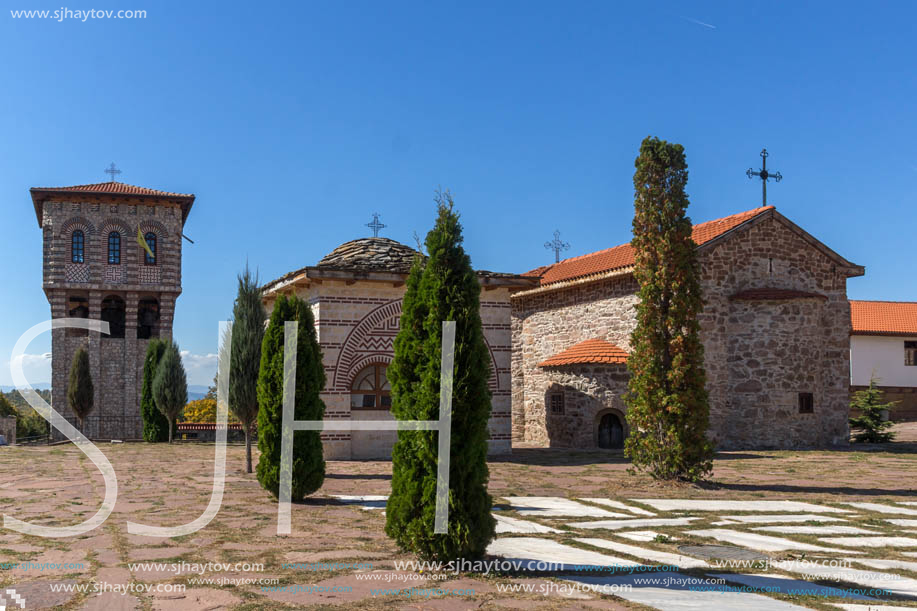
[{"xmin": 71, "ymin": 230, "xmax": 84, "ymax": 263}]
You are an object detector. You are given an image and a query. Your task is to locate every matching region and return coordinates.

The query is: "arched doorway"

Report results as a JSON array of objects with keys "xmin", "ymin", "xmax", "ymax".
[
  {"xmin": 101, "ymin": 295, "xmax": 126, "ymax": 339},
  {"xmin": 597, "ymin": 412, "xmax": 625, "ymax": 449}
]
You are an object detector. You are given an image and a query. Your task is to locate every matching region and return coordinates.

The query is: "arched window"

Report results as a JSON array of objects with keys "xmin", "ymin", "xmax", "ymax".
[
  {"xmin": 108, "ymin": 232, "xmax": 121, "ymax": 264},
  {"xmin": 71, "ymin": 230, "xmax": 84, "ymax": 263},
  {"xmin": 350, "ymin": 364, "xmax": 391, "ymax": 409},
  {"xmin": 101, "ymin": 295, "xmax": 126, "ymax": 339},
  {"xmin": 66, "ymin": 295, "xmax": 89, "ymax": 337},
  {"xmin": 144, "ymin": 232, "xmax": 157, "ymax": 265}
]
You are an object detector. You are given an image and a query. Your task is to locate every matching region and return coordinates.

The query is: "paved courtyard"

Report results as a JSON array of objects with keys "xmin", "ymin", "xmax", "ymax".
[{"xmin": 1, "ymin": 427, "xmax": 916, "ymax": 610}]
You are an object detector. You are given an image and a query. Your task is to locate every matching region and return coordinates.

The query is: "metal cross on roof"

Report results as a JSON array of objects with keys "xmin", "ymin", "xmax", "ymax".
[
  {"xmin": 104, "ymin": 162, "xmax": 122, "ymax": 182},
  {"xmin": 366, "ymin": 212, "xmax": 386, "ymax": 238},
  {"xmin": 746, "ymin": 148, "xmax": 782, "ymax": 207},
  {"xmin": 544, "ymin": 229, "xmax": 570, "ymax": 263}
]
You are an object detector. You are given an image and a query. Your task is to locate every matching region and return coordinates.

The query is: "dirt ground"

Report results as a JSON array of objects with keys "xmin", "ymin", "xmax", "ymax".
[{"xmin": 1, "ymin": 423, "xmax": 915, "ymax": 610}]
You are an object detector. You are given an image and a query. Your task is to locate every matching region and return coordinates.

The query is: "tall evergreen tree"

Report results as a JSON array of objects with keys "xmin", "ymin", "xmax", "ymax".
[
  {"xmin": 67, "ymin": 346, "xmax": 94, "ymax": 434},
  {"xmin": 256, "ymin": 294, "xmax": 325, "ymax": 500},
  {"xmin": 230, "ymin": 264, "xmax": 266, "ymax": 473},
  {"xmin": 141, "ymin": 339, "xmax": 172, "ymax": 442},
  {"xmin": 152, "ymin": 341, "xmax": 188, "ymax": 444},
  {"xmin": 385, "ymin": 190, "xmax": 495, "ymax": 561},
  {"xmin": 624, "ymin": 137, "xmax": 713, "ymax": 482}
]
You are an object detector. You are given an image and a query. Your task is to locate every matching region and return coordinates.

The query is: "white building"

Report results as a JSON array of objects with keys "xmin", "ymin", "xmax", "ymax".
[{"xmin": 850, "ymin": 300, "xmax": 917, "ymax": 420}]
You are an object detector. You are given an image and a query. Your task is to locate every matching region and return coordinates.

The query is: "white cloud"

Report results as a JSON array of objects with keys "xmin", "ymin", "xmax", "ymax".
[
  {"xmin": 1, "ymin": 353, "xmax": 52, "ymax": 387},
  {"xmin": 180, "ymin": 350, "xmax": 219, "ymax": 387}
]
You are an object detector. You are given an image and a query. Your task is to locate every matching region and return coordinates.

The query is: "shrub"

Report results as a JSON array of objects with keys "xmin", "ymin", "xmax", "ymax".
[{"xmin": 850, "ymin": 376, "xmax": 897, "ymax": 443}]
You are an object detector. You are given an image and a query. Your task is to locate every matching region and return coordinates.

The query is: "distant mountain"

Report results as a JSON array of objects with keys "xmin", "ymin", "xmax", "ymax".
[
  {"xmin": 1, "ymin": 383, "xmax": 51, "ymax": 392},
  {"xmin": 187, "ymin": 385, "xmax": 210, "ymax": 402}
]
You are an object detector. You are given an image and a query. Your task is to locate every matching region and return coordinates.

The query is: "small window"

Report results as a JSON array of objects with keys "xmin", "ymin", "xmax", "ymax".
[
  {"xmin": 144, "ymin": 232, "xmax": 157, "ymax": 265},
  {"xmin": 549, "ymin": 392, "xmax": 564, "ymax": 415},
  {"xmin": 906, "ymin": 341, "xmax": 917, "ymax": 367},
  {"xmin": 350, "ymin": 364, "xmax": 391, "ymax": 409},
  {"xmin": 108, "ymin": 232, "xmax": 121, "ymax": 264},
  {"xmin": 798, "ymin": 392, "xmax": 814, "ymax": 414},
  {"xmin": 71, "ymin": 230, "xmax": 84, "ymax": 263}
]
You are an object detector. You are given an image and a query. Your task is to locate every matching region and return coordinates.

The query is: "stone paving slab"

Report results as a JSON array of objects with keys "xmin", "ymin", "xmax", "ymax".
[
  {"xmin": 502, "ymin": 496, "xmax": 631, "ymax": 518},
  {"xmin": 574, "ymin": 537, "xmax": 709, "ymax": 568},
  {"xmin": 564, "ymin": 573, "xmax": 813, "ymax": 610},
  {"xmin": 580, "ymin": 498, "xmax": 656, "ymax": 516},
  {"xmin": 487, "ymin": 537, "xmax": 640, "ymax": 571},
  {"xmin": 716, "ymin": 514, "xmax": 848, "ymax": 524},
  {"xmin": 773, "ymin": 559, "xmax": 917, "ymax": 598},
  {"xmin": 752, "ymin": 525, "xmax": 876, "ymax": 535},
  {"xmin": 330, "ymin": 494, "xmax": 388, "ymax": 510},
  {"xmin": 617, "ymin": 530, "xmax": 676, "ymax": 542},
  {"xmin": 831, "ymin": 605, "xmax": 917, "ymax": 611},
  {"xmin": 886, "ymin": 519, "xmax": 917, "ymax": 528},
  {"xmin": 494, "ymin": 513, "xmax": 563, "ymax": 534},
  {"xmin": 634, "ymin": 499, "xmax": 850, "ymax": 513},
  {"xmin": 568, "ymin": 517, "xmax": 700, "ymax": 530},
  {"xmin": 707, "ymin": 573, "xmax": 875, "ymax": 600},
  {"xmin": 842, "ymin": 502, "xmax": 917, "ymax": 515},
  {"xmin": 688, "ymin": 529, "xmax": 860, "ymax": 553},
  {"xmin": 820, "ymin": 536, "xmax": 917, "ymax": 548}
]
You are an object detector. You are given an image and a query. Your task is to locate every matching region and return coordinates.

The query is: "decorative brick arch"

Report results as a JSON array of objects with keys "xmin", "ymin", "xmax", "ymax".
[
  {"xmin": 58, "ymin": 216, "xmax": 96, "ymax": 238},
  {"xmin": 98, "ymin": 218, "xmax": 131, "ymax": 238},
  {"xmin": 138, "ymin": 219, "xmax": 170, "ymax": 239},
  {"xmin": 332, "ymin": 299, "xmax": 500, "ymax": 393}
]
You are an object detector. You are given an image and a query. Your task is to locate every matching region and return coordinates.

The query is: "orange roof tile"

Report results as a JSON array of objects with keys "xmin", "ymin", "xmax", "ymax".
[
  {"xmin": 538, "ymin": 338, "xmax": 629, "ymax": 367},
  {"xmin": 850, "ymin": 300, "xmax": 917, "ymax": 336},
  {"xmin": 530, "ymin": 206, "xmax": 774, "ymax": 286}
]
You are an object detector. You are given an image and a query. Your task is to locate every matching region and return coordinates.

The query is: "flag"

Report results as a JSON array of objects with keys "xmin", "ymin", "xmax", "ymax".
[{"xmin": 137, "ymin": 227, "xmax": 154, "ymax": 259}]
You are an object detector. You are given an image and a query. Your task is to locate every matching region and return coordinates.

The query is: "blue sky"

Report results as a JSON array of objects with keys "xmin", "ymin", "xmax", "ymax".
[{"xmin": 1, "ymin": 1, "xmax": 914, "ymax": 386}]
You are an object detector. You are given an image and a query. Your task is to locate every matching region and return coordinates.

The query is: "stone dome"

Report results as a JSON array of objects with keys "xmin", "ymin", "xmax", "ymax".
[{"xmin": 317, "ymin": 237, "xmax": 421, "ymax": 274}]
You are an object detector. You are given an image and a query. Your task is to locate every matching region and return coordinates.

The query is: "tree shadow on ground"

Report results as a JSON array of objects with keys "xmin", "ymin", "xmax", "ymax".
[{"xmin": 697, "ymin": 481, "xmax": 917, "ymax": 497}]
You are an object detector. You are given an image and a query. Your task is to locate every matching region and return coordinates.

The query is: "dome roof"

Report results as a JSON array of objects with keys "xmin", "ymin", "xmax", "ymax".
[{"xmin": 317, "ymin": 237, "xmax": 420, "ymax": 273}]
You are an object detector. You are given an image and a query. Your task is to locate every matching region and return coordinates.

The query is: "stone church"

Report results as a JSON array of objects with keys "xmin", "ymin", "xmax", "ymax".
[
  {"xmin": 32, "ymin": 181, "xmax": 194, "ymax": 439},
  {"xmin": 261, "ymin": 238, "xmax": 534, "ymax": 459},
  {"xmin": 512, "ymin": 205, "xmax": 864, "ymax": 450}
]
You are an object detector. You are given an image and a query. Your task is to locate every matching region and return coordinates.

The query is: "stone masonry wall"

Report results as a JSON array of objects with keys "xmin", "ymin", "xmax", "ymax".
[
  {"xmin": 42, "ymin": 196, "xmax": 184, "ymax": 440},
  {"xmin": 699, "ymin": 215, "xmax": 851, "ymax": 448},
  {"xmin": 512, "ymin": 212, "xmax": 854, "ymax": 450},
  {"xmin": 511, "ymin": 275, "xmax": 638, "ymax": 446},
  {"xmin": 538, "ymin": 364, "xmax": 630, "ymax": 448}
]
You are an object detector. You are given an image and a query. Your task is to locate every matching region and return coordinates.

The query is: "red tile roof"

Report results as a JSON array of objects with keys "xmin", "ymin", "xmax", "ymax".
[
  {"xmin": 529, "ymin": 206, "xmax": 774, "ymax": 286},
  {"xmin": 850, "ymin": 301, "xmax": 917, "ymax": 336},
  {"xmin": 30, "ymin": 181, "xmax": 195, "ymax": 227},
  {"xmin": 730, "ymin": 288, "xmax": 828, "ymax": 301},
  {"xmin": 30, "ymin": 181, "xmax": 193, "ymax": 199},
  {"xmin": 538, "ymin": 338, "xmax": 629, "ymax": 367}
]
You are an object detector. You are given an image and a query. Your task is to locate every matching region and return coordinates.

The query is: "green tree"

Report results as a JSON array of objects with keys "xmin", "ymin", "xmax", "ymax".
[
  {"xmin": 152, "ymin": 341, "xmax": 188, "ymax": 444},
  {"xmin": 624, "ymin": 137, "xmax": 713, "ymax": 482},
  {"xmin": 141, "ymin": 339, "xmax": 173, "ymax": 442},
  {"xmin": 230, "ymin": 264, "xmax": 266, "ymax": 473},
  {"xmin": 256, "ymin": 294, "xmax": 325, "ymax": 500},
  {"xmin": 850, "ymin": 375, "xmax": 897, "ymax": 443},
  {"xmin": 0, "ymin": 393, "xmax": 15, "ymax": 419},
  {"xmin": 67, "ymin": 347, "xmax": 94, "ymax": 434},
  {"xmin": 385, "ymin": 190, "xmax": 495, "ymax": 561}
]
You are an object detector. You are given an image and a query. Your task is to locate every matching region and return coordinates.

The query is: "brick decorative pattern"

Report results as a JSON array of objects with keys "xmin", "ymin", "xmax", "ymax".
[
  {"xmin": 41, "ymin": 192, "xmax": 185, "ymax": 441},
  {"xmin": 266, "ymin": 284, "xmax": 513, "ymax": 459},
  {"xmin": 513, "ymin": 214, "xmax": 853, "ymax": 450},
  {"xmin": 65, "ymin": 264, "xmax": 90, "ymax": 283}
]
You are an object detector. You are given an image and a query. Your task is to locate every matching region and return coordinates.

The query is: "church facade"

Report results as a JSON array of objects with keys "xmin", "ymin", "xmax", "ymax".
[
  {"xmin": 32, "ymin": 181, "xmax": 194, "ymax": 440},
  {"xmin": 261, "ymin": 237, "xmax": 535, "ymax": 459},
  {"xmin": 512, "ymin": 206, "xmax": 864, "ymax": 450}
]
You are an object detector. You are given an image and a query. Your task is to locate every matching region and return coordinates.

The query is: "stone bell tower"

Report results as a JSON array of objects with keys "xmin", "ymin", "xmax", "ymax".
[{"xmin": 30, "ymin": 179, "xmax": 194, "ymax": 439}]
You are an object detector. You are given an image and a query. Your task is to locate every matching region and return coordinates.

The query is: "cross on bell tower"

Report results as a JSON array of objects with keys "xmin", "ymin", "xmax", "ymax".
[
  {"xmin": 746, "ymin": 148, "xmax": 782, "ymax": 207},
  {"xmin": 104, "ymin": 162, "xmax": 122, "ymax": 182},
  {"xmin": 366, "ymin": 212, "xmax": 386, "ymax": 238},
  {"xmin": 544, "ymin": 229, "xmax": 570, "ymax": 263}
]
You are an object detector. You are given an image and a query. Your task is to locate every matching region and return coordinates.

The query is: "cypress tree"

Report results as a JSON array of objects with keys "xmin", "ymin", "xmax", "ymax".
[
  {"xmin": 141, "ymin": 339, "xmax": 172, "ymax": 442},
  {"xmin": 152, "ymin": 341, "xmax": 188, "ymax": 444},
  {"xmin": 624, "ymin": 136, "xmax": 713, "ymax": 482},
  {"xmin": 385, "ymin": 190, "xmax": 495, "ymax": 561},
  {"xmin": 67, "ymin": 346, "xmax": 94, "ymax": 434},
  {"xmin": 256, "ymin": 294, "xmax": 325, "ymax": 500},
  {"xmin": 230, "ymin": 264, "xmax": 266, "ymax": 473}
]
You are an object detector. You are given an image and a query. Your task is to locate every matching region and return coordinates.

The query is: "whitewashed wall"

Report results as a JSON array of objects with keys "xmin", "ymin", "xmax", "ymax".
[{"xmin": 850, "ymin": 335, "xmax": 917, "ymax": 387}]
